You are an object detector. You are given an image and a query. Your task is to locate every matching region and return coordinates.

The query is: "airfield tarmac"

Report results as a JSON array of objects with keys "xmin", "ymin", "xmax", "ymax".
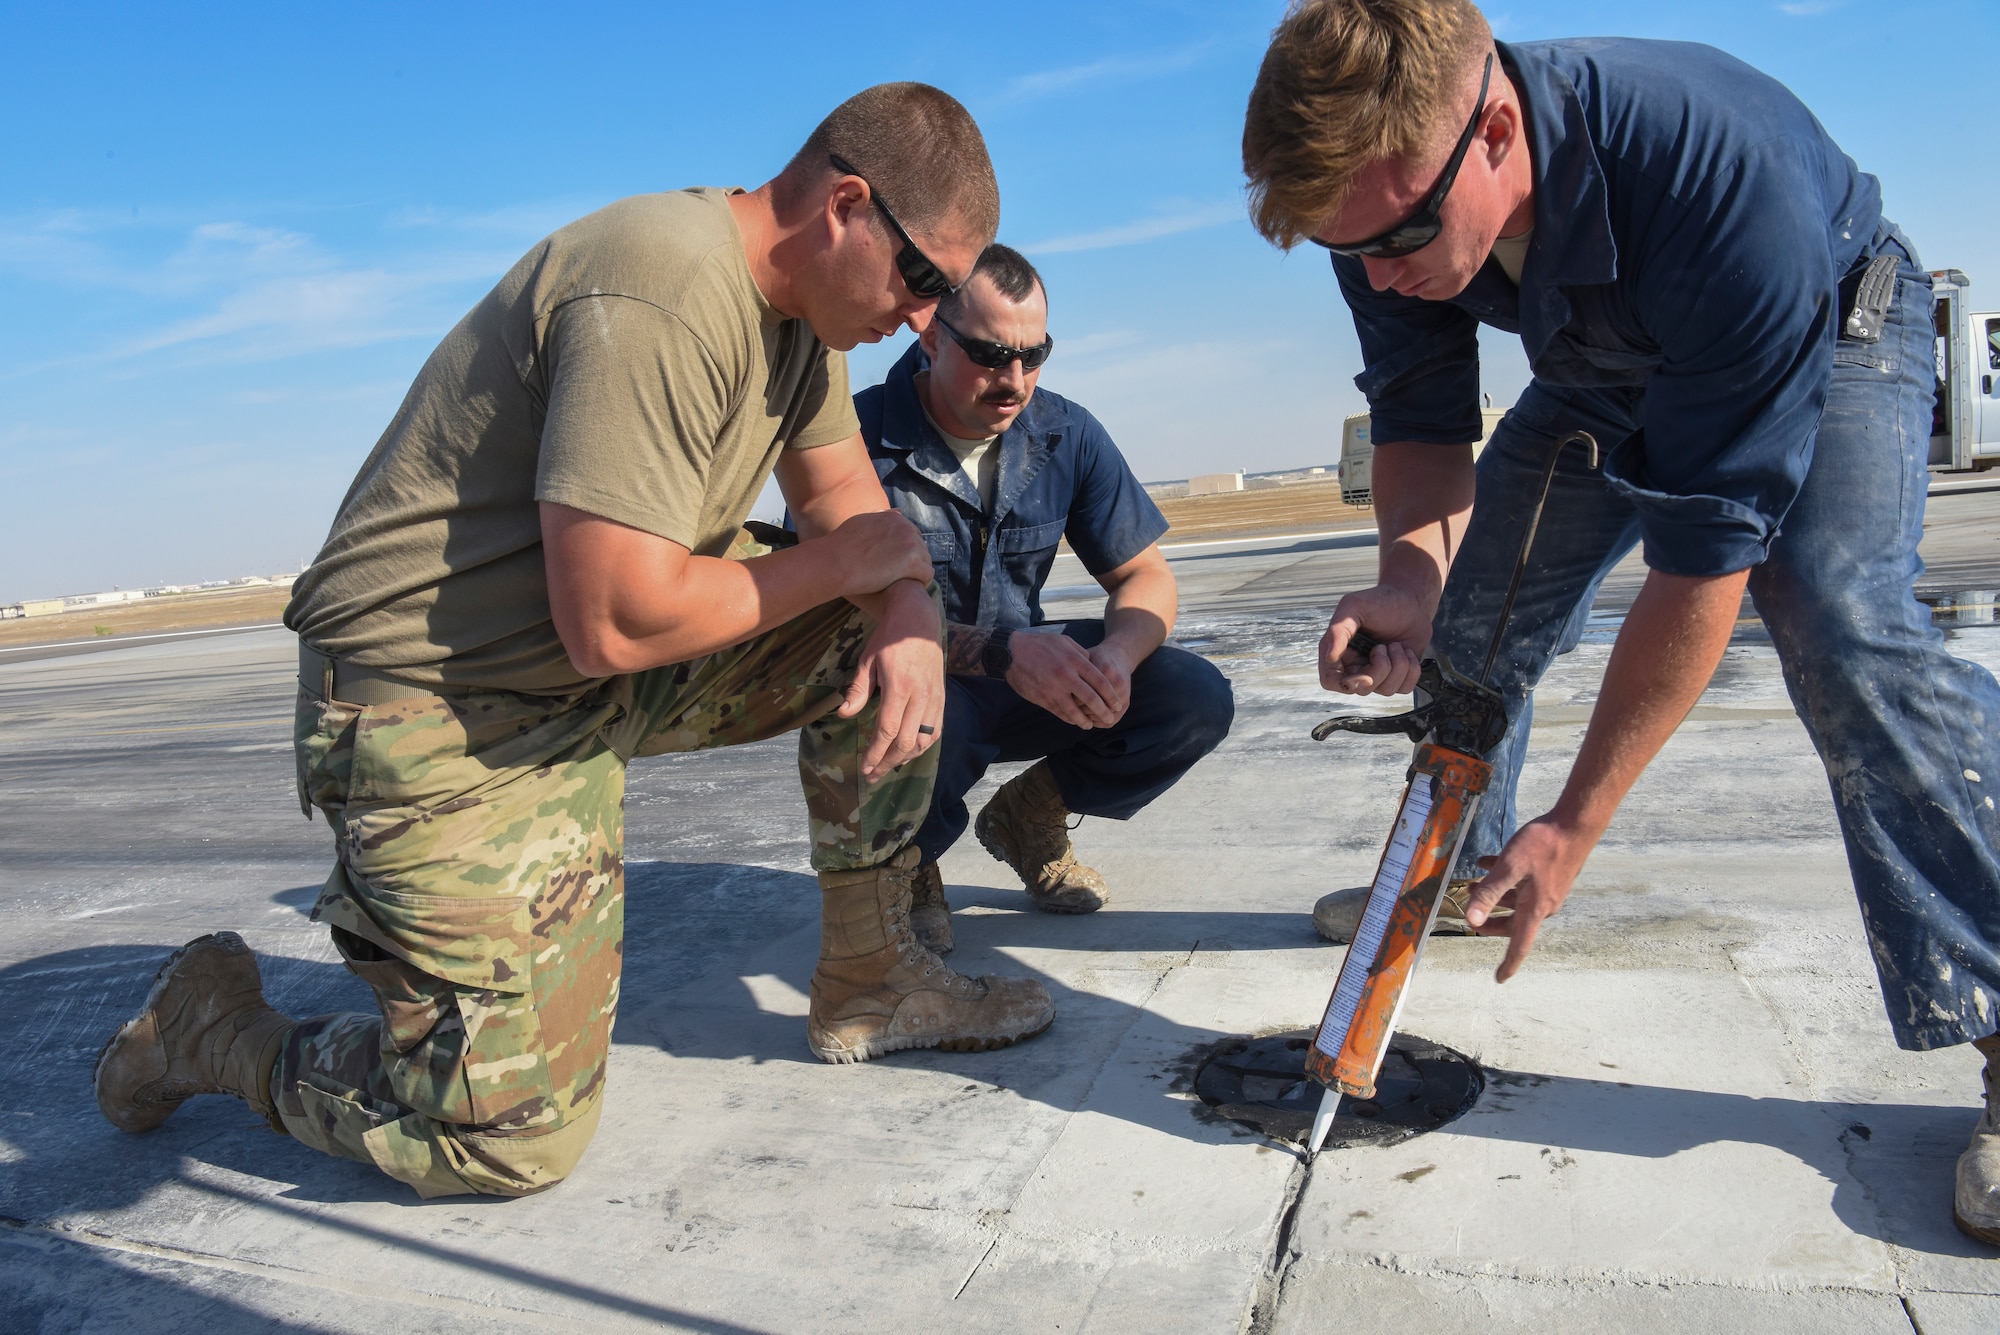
[{"xmin": 8, "ymin": 491, "xmax": 2000, "ymax": 1332}]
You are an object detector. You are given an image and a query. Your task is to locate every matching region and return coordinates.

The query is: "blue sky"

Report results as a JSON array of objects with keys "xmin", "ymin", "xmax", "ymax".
[{"xmin": 3, "ymin": 0, "xmax": 1994, "ymax": 600}]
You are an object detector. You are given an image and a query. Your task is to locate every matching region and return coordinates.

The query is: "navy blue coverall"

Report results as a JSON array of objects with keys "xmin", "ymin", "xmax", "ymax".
[{"xmin": 855, "ymin": 343, "xmax": 1234, "ymax": 865}]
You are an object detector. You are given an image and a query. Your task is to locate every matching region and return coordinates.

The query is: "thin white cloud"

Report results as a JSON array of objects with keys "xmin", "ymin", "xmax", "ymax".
[
  {"xmin": 1046, "ymin": 329, "xmax": 1143, "ymax": 359},
  {"xmin": 387, "ymin": 201, "xmax": 586, "ymax": 237},
  {"xmin": 1777, "ymin": 0, "xmax": 1840, "ymax": 13},
  {"xmin": 1023, "ymin": 202, "xmax": 1245, "ymax": 255},
  {"xmin": 0, "ymin": 208, "xmax": 545, "ymax": 373},
  {"xmin": 997, "ymin": 42, "xmax": 1211, "ymax": 103}
]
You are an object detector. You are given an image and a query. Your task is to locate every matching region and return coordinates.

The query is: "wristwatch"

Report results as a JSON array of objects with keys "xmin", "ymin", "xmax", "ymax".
[{"xmin": 981, "ymin": 625, "xmax": 1015, "ymax": 677}]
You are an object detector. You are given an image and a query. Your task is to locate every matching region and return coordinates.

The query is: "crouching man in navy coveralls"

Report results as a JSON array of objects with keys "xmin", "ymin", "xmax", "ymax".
[
  {"xmin": 1243, "ymin": 0, "xmax": 2000, "ymax": 1243},
  {"xmin": 855, "ymin": 244, "xmax": 1234, "ymax": 951}
]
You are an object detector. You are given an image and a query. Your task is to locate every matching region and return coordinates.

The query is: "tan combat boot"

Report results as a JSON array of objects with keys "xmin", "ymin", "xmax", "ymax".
[
  {"xmin": 974, "ymin": 760, "xmax": 1109, "ymax": 913},
  {"xmin": 1312, "ymin": 879, "xmax": 1509, "ymax": 944},
  {"xmin": 910, "ymin": 859, "xmax": 954, "ymax": 956},
  {"xmin": 95, "ymin": 931, "xmax": 296, "ymax": 1134},
  {"xmin": 808, "ymin": 847, "xmax": 1054, "ymax": 1064},
  {"xmin": 1954, "ymin": 1033, "xmax": 2000, "ymax": 1245}
]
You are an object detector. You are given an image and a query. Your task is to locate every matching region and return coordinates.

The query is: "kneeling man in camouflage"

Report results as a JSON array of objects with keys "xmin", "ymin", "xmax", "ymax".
[
  {"xmin": 856, "ymin": 244, "xmax": 1235, "ymax": 952},
  {"xmin": 93, "ymin": 84, "xmax": 1054, "ymax": 1200}
]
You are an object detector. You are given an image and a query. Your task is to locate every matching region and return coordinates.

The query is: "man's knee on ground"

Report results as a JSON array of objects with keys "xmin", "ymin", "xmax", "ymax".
[
  {"xmin": 446, "ymin": 1096, "xmax": 604, "ymax": 1196},
  {"xmin": 377, "ymin": 1097, "xmax": 606, "ymax": 1199}
]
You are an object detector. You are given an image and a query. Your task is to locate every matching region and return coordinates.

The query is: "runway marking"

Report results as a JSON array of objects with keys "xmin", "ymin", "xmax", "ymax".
[
  {"xmin": 77, "ymin": 717, "xmax": 289, "ymax": 738},
  {"xmin": 0, "ymin": 621, "xmax": 285, "ymax": 655},
  {"xmin": 1157, "ymin": 527, "xmax": 1377, "ymax": 554}
]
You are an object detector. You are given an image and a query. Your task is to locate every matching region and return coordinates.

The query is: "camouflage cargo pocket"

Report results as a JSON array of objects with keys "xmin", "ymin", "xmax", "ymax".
[
  {"xmin": 295, "ymin": 687, "xmax": 360, "ymax": 819},
  {"xmin": 326, "ymin": 894, "xmax": 559, "ymax": 1130},
  {"xmin": 327, "ymin": 708, "xmax": 622, "ymax": 969}
]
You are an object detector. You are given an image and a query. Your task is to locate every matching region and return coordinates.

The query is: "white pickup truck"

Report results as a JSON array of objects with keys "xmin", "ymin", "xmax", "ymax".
[
  {"xmin": 1931, "ymin": 269, "xmax": 2000, "ymax": 471},
  {"xmin": 1336, "ymin": 269, "xmax": 2000, "ymax": 504}
]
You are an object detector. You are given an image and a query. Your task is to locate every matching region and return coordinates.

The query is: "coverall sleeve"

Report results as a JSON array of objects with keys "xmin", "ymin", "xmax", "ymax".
[
  {"xmin": 1064, "ymin": 408, "xmax": 1170, "ymax": 578},
  {"xmin": 1334, "ymin": 253, "xmax": 1486, "ymax": 446}
]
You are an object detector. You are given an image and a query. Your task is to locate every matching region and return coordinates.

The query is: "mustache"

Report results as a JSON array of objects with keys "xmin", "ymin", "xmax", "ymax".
[{"xmin": 981, "ymin": 391, "xmax": 1028, "ymax": 407}]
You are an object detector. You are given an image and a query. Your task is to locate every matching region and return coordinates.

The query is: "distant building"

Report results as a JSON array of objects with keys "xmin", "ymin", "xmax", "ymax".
[
  {"xmin": 18, "ymin": 598, "xmax": 65, "ymax": 617},
  {"xmin": 1188, "ymin": 472, "xmax": 1246, "ymax": 496}
]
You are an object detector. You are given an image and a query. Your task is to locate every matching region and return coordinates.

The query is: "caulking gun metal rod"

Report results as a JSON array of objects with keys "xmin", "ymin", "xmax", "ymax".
[{"xmin": 1477, "ymin": 431, "xmax": 1600, "ymax": 687}]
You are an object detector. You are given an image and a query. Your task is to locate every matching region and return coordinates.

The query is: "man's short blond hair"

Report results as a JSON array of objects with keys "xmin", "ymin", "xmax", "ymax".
[{"xmin": 1242, "ymin": 0, "xmax": 1492, "ymax": 249}]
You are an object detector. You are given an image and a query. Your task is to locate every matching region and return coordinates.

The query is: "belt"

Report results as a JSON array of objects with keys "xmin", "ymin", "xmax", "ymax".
[{"xmin": 299, "ymin": 643, "xmax": 448, "ymax": 705}]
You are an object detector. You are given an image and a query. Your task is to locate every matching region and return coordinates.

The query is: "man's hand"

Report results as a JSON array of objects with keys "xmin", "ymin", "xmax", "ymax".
[
  {"xmin": 1462, "ymin": 816, "xmax": 1599, "ymax": 982},
  {"xmin": 839, "ymin": 580, "xmax": 945, "ymax": 781},
  {"xmin": 1460, "ymin": 566, "xmax": 1750, "ymax": 983},
  {"xmin": 1084, "ymin": 641, "xmax": 1134, "ymax": 719},
  {"xmin": 826, "ymin": 509, "xmax": 934, "ymax": 598},
  {"xmin": 1006, "ymin": 632, "xmax": 1123, "ymax": 728},
  {"xmin": 1321, "ymin": 439, "xmax": 1474, "ymax": 695},
  {"xmin": 1320, "ymin": 583, "xmax": 1434, "ymax": 695}
]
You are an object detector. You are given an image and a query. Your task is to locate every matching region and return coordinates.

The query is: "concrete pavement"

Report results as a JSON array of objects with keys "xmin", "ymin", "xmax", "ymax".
[{"xmin": 6, "ymin": 502, "xmax": 2000, "ymax": 1331}]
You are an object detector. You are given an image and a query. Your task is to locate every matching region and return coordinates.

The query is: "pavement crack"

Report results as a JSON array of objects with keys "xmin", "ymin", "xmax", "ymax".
[
  {"xmin": 952, "ymin": 1236, "xmax": 1000, "ymax": 1301},
  {"xmin": 1240, "ymin": 1152, "xmax": 1312, "ymax": 1335}
]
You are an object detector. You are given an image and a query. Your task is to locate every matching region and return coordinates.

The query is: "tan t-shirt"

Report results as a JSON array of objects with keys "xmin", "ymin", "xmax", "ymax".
[
  {"xmin": 1490, "ymin": 227, "xmax": 1533, "ymax": 286},
  {"xmin": 285, "ymin": 188, "xmax": 858, "ymax": 692},
  {"xmin": 918, "ymin": 397, "xmax": 999, "ymax": 510}
]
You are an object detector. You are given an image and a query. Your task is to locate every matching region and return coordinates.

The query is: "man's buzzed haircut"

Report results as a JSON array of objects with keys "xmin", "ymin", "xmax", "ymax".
[
  {"xmin": 782, "ymin": 82, "xmax": 1001, "ymax": 245},
  {"xmin": 1241, "ymin": 0, "xmax": 1492, "ymax": 249},
  {"xmin": 938, "ymin": 244, "xmax": 1043, "ymax": 321}
]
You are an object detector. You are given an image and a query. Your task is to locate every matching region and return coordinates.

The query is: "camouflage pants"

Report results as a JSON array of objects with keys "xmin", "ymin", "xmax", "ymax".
[{"xmin": 278, "ymin": 597, "xmax": 936, "ymax": 1197}]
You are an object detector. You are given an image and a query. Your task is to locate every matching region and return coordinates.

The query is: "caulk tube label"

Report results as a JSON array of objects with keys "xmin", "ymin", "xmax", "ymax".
[
  {"xmin": 1311, "ymin": 772, "xmax": 1434, "ymax": 1064},
  {"xmin": 1306, "ymin": 743, "xmax": 1493, "ymax": 1097},
  {"xmin": 1377, "ymin": 790, "xmax": 1482, "ymax": 1051}
]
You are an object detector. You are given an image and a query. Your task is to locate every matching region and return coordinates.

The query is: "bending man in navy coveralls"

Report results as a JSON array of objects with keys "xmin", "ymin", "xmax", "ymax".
[
  {"xmin": 854, "ymin": 244, "xmax": 1234, "ymax": 951},
  {"xmin": 1243, "ymin": 0, "xmax": 2000, "ymax": 1242}
]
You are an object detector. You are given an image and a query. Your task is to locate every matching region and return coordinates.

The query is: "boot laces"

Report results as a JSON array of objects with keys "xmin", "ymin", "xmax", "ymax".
[{"xmin": 885, "ymin": 889, "xmax": 948, "ymax": 981}]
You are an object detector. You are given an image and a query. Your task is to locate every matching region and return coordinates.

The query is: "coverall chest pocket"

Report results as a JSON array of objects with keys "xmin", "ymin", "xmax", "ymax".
[
  {"xmin": 922, "ymin": 530, "xmax": 958, "ymax": 583},
  {"xmin": 994, "ymin": 519, "xmax": 1066, "ymax": 600},
  {"xmin": 996, "ymin": 515, "xmax": 1072, "ymax": 567}
]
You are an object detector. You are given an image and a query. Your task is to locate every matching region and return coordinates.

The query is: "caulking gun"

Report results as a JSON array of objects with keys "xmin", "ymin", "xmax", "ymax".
[{"xmin": 1302, "ymin": 429, "xmax": 1600, "ymax": 1159}]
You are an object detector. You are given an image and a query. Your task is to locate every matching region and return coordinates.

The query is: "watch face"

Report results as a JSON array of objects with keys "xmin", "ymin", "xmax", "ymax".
[{"xmin": 983, "ymin": 627, "xmax": 1013, "ymax": 676}]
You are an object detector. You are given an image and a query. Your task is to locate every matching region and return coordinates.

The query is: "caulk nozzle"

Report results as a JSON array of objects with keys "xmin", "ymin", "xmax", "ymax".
[{"xmin": 1306, "ymin": 1086, "xmax": 1339, "ymax": 1158}]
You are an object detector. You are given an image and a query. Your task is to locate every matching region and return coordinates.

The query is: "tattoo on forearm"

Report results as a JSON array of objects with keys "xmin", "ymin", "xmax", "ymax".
[{"xmin": 945, "ymin": 622, "xmax": 992, "ymax": 676}]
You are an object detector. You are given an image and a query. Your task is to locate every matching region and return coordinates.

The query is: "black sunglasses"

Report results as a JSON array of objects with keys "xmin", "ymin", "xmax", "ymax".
[
  {"xmin": 1310, "ymin": 53, "xmax": 1494, "ymax": 259},
  {"xmin": 934, "ymin": 315, "xmax": 1054, "ymax": 371},
  {"xmin": 828, "ymin": 153, "xmax": 957, "ymax": 300}
]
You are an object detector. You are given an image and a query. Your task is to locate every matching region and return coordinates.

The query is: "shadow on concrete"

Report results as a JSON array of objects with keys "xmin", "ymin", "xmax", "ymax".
[
  {"xmin": 272, "ymin": 883, "xmax": 321, "ymax": 914},
  {"xmin": 611, "ymin": 861, "xmax": 1995, "ymax": 1263},
  {"xmin": 1459, "ymin": 1067, "xmax": 1993, "ymax": 1259},
  {"xmin": 0, "ymin": 942, "xmax": 783, "ymax": 1333},
  {"xmin": 614, "ymin": 860, "xmax": 1265, "ymax": 1150},
  {"xmin": 6, "ymin": 863, "xmax": 1983, "ymax": 1328}
]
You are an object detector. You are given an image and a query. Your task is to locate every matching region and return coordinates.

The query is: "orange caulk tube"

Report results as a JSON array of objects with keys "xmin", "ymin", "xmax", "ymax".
[
  {"xmin": 1303, "ymin": 745, "xmax": 1490, "ymax": 1155},
  {"xmin": 1302, "ymin": 430, "xmax": 1597, "ymax": 1159}
]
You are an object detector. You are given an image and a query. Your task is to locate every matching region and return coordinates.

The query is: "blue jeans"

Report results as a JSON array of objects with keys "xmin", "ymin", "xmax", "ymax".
[
  {"xmin": 1433, "ymin": 224, "xmax": 2000, "ymax": 1050},
  {"xmin": 915, "ymin": 620, "xmax": 1235, "ymax": 864}
]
